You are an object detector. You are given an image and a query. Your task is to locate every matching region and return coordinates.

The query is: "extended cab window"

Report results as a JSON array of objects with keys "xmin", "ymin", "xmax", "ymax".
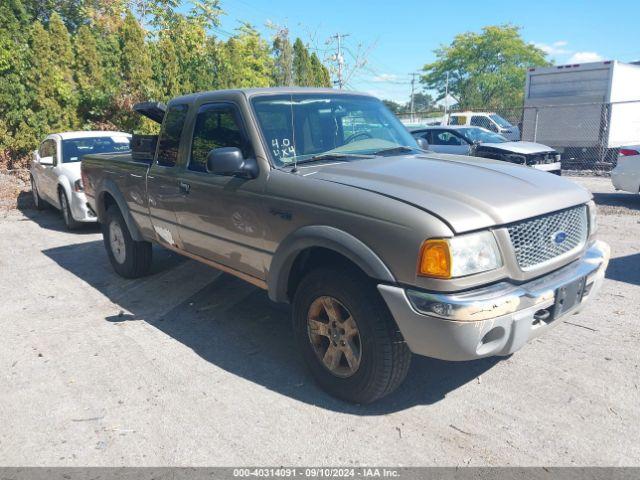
[
  {"xmin": 189, "ymin": 104, "xmax": 246, "ymax": 173},
  {"xmin": 156, "ymin": 104, "xmax": 189, "ymax": 167}
]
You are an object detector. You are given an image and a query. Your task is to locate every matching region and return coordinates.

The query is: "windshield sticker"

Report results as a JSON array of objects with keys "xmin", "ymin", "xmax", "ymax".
[{"xmin": 271, "ymin": 138, "xmax": 295, "ymax": 160}]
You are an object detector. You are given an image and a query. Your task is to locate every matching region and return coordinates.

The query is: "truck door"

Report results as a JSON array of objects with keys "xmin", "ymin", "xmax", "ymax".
[
  {"xmin": 146, "ymin": 103, "xmax": 189, "ymax": 248},
  {"xmin": 173, "ymin": 102, "xmax": 269, "ymax": 281}
]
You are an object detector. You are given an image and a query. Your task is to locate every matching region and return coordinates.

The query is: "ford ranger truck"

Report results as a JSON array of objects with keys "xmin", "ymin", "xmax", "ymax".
[{"xmin": 81, "ymin": 88, "xmax": 610, "ymax": 404}]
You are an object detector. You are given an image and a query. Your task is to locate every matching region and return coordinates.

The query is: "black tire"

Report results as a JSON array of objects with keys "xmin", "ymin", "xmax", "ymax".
[
  {"xmin": 59, "ymin": 189, "xmax": 81, "ymax": 230},
  {"xmin": 31, "ymin": 176, "xmax": 45, "ymax": 210},
  {"xmin": 292, "ymin": 265, "xmax": 411, "ymax": 404},
  {"xmin": 102, "ymin": 205, "xmax": 152, "ymax": 278}
]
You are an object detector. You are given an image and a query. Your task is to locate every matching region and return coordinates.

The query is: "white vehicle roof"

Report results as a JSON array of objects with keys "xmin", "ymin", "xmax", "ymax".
[
  {"xmin": 49, "ymin": 131, "xmax": 132, "ymax": 140},
  {"xmin": 449, "ymin": 111, "xmax": 496, "ymax": 116}
]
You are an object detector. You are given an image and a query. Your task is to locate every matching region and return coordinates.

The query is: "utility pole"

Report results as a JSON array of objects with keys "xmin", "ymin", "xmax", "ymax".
[
  {"xmin": 409, "ymin": 72, "xmax": 420, "ymax": 123},
  {"xmin": 328, "ymin": 33, "xmax": 350, "ymax": 89}
]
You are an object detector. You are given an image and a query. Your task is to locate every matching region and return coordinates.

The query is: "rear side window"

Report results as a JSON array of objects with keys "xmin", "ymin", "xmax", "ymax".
[
  {"xmin": 189, "ymin": 103, "xmax": 246, "ymax": 173},
  {"xmin": 156, "ymin": 104, "xmax": 189, "ymax": 167}
]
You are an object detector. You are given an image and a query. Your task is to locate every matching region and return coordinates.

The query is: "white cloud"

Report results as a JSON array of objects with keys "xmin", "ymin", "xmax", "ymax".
[
  {"xmin": 371, "ymin": 73, "xmax": 399, "ymax": 83},
  {"xmin": 534, "ymin": 40, "xmax": 571, "ymax": 56},
  {"xmin": 567, "ymin": 51, "xmax": 604, "ymax": 63}
]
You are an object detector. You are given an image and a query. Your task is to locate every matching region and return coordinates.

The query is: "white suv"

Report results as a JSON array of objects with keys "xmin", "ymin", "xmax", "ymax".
[{"xmin": 30, "ymin": 131, "xmax": 131, "ymax": 229}]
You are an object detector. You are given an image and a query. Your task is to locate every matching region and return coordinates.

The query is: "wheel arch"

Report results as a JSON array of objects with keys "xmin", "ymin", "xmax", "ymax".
[
  {"xmin": 96, "ymin": 180, "xmax": 143, "ymax": 241},
  {"xmin": 56, "ymin": 176, "xmax": 73, "ymax": 209},
  {"xmin": 267, "ymin": 225, "xmax": 395, "ymax": 303}
]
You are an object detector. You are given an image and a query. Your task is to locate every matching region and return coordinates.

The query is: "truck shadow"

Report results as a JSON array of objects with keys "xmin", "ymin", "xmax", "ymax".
[
  {"xmin": 606, "ymin": 252, "xmax": 640, "ymax": 287},
  {"xmin": 42, "ymin": 239, "xmax": 501, "ymax": 415},
  {"xmin": 592, "ymin": 191, "xmax": 640, "ymax": 212}
]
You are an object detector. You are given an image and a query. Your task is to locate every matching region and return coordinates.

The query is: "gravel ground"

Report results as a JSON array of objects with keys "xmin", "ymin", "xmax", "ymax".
[{"xmin": 0, "ymin": 176, "xmax": 638, "ymax": 466}]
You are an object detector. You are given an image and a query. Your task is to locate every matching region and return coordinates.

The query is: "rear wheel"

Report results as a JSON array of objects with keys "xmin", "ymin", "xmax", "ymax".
[
  {"xmin": 103, "ymin": 205, "xmax": 152, "ymax": 278},
  {"xmin": 31, "ymin": 176, "xmax": 45, "ymax": 210},
  {"xmin": 292, "ymin": 266, "xmax": 411, "ymax": 404},
  {"xmin": 59, "ymin": 189, "xmax": 81, "ymax": 230}
]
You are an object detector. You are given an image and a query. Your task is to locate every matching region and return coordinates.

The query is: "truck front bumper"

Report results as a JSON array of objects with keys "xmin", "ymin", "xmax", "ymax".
[{"xmin": 378, "ymin": 241, "xmax": 610, "ymax": 361}]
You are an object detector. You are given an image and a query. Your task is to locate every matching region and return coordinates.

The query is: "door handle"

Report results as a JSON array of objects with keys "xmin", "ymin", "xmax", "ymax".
[{"xmin": 178, "ymin": 180, "xmax": 191, "ymax": 194}]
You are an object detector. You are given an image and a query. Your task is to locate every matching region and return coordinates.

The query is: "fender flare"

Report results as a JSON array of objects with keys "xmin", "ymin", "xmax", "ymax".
[
  {"xmin": 96, "ymin": 179, "xmax": 144, "ymax": 241},
  {"xmin": 267, "ymin": 225, "xmax": 395, "ymax": 303}
]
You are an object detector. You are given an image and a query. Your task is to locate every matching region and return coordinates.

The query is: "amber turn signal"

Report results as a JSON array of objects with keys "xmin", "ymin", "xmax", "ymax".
[{"xmin": 418, "ymin": 239, "xmax": 452, "ymax": 278}]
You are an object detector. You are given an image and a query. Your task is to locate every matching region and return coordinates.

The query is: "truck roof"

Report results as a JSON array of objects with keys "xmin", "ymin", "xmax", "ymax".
[{"xmin": 169, "ymin": 87, "xmax": 372, "ymax": 105}]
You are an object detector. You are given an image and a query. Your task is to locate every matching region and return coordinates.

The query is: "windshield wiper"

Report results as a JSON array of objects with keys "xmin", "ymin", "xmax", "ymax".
[
  {"xmin": 372, "ymin": 145, "xmax": 420, "ymax": 156},
  {"xmin": 293, "ymin": 152, "xmax": 375, "ymax": 166}
]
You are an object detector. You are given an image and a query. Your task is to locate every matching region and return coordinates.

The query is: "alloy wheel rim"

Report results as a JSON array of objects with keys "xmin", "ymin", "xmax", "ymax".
[
  {"xmin": 307, "ymin": 296, "xmax": 362, "ymax": 378},
  {"xmin": 109, "ymin": 221, "xmax": 126, "ymax": 264}
]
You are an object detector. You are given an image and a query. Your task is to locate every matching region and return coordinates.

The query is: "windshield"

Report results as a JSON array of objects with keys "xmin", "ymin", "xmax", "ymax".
[
  {"xmin": 251, "ymin": 93, "xmax": 417, "ymax": 166},
  {"xmin": 61, "ymin": 135, "xmax": 130, "ymax": 163},
  {"xmin": 458, "ymin": 127, "xmax": 508, "ymax": 144},
  {"xmin": 489, "ymin": 114, "xmax": 513, "ymax": 129}
]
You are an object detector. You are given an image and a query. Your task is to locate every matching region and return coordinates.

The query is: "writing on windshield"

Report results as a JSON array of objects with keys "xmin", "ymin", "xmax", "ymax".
[{"xmin": 251, "ymin": 94, "xmax": 417, "ymax": 166}]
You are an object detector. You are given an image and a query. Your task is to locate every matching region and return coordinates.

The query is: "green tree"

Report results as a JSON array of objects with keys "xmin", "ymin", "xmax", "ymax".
[
  {"xmin": 27, "ymin": 13, "xmax": 78, "ymax": 139},
  {"xmin": 116, "ymin": 11, "xmax": 154, "ymax": 130},
  {"xmin": 0, "ymin": 0, "xmax": 34, "ymax": 162},
  {"xmin": 421, "ymin": 24, "xmax": 550, "ymax": 109},
  {"xmin": 406, "ymin": 92, "xmax": 434, "ymax": 112},
  {"xmin": 216, "ymin": 23, "xmax": 273, "ymax": 89},
  {"xmin": 382, "ymin": 99, "xmax": 403, "ymax": 114},
  {"xmin": 309, "ymin": 52, "xmax": 331, "ymax": 87},
  {"xmin": 22, "ymin": 0, "xmax": 85, "ymax": 31},
  {"xmin": 272, "ymin": 30, "xmax": 293, "ymax": 86},
  {"xmin": 74, "ymin": 25, "xmax": 111, "ymax": 122},
  {"xmin": 292, "ymin": 37, "xmax": 312, "ymax": 86}
]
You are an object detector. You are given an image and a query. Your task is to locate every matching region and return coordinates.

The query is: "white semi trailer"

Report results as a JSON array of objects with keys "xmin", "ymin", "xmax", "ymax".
[{"xmin": 522, "ymin": 61, "xmax": 640, "ymax": 169}]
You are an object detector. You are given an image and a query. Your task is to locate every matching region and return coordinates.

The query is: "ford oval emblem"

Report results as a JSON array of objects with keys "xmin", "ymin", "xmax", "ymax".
[{"xmin": 553, "ymin": 231, "xmax": 568, "ymax": 245}]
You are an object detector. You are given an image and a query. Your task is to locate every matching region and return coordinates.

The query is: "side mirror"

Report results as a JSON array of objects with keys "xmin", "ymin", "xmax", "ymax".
[
  {"xmin": 39, "ymin": 155, "xmax": 54, "ymax": 166},
  {"xmin": 416, "ymin": 137, "xmax": 430, "ymax": 151},
  {"xmin": 206, "ymin": 147, "xmax": 258, "ymax": 179}
]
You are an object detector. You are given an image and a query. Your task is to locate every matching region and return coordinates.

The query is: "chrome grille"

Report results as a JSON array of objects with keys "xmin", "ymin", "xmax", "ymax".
[{"xmin": 507, "ymin": 205, "xmax": 588, "ymax": 271}]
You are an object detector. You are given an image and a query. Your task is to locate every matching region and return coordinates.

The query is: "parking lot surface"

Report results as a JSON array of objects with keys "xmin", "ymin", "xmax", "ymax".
[{"xmin": 0, "ymin": 176, "xmax": 638, "ymax": 466}]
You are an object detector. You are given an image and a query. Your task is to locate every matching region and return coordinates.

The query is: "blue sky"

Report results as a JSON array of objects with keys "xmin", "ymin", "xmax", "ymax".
[{"xmin": 208, "ymin": 0, "xmax": 640, "ymax": 103}]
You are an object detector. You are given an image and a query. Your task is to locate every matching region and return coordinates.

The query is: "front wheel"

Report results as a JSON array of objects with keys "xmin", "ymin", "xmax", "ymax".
[
  {"xmin": 292, "ymin": 266, "xmax": 411, "ymax": 404},
  {"xmin": 59, "ymin": 190, "xmax": 81, "ymax": 230},
  {"xmin": 102, "ymin": 206, "xmax": 152, "ymax": 278}
]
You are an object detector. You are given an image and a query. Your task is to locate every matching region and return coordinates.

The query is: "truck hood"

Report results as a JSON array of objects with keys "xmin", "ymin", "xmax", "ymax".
[
  {"xmin": 306, "ymin": 153, "xmax": 590, "ymax": 233},
  {"xmin": 479, "ymin": 141, "xmax": 555, "ymax": 154}
]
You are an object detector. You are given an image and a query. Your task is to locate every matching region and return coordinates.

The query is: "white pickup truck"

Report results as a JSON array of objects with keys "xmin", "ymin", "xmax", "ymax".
[{"xmin": 30, "ymin": 131, "xmax": 131, "ymax": 229}]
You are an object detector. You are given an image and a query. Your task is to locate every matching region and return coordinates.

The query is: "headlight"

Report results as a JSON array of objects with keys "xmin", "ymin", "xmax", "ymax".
[
  {"xmin": 418, "ymin": 231, "xmax": 502, "ymax": 278},
  {"xmin": 587, "ymin": 200, "xmax": 598, "ymax": 235}
]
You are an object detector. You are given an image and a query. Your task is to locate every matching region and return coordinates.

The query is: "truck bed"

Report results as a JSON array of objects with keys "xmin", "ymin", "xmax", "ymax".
[{"xmin": 82, "ymin": 152, "xmax": 154, "ymax": 241}]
